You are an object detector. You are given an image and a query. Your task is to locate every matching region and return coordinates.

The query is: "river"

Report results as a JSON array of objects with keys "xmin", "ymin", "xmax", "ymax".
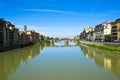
[{"xmin": 0, "ymin": 41, "xmax": 120, "ymax": 80}]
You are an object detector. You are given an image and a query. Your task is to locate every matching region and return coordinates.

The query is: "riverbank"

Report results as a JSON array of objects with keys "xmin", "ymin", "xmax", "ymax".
[
  {"xmin": 79, "ymin": 41, "xmax": 120, "ymax": 53},
  {"xmin": 0, "ymin": 39, "xmax": 52, "ymax": 52},
  {"xmin": 0, "ymin": 43, "xmax": 35, "ymax": 52},
  {"xmin": 39, "ymin": 40, "xmax": 50, "ymax": 44}
]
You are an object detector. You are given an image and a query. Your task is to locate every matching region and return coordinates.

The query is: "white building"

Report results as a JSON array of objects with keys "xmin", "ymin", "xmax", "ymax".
[{"xmin": 103, "ymin": 21, "xmax": 112, "ymax": 36}]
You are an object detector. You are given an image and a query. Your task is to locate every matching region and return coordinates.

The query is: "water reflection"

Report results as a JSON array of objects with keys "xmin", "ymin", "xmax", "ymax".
[
  {"xmin": 0, "ymin": 44, "xmax": 42, "ymax": 80},
  {"xmin": 0, "ymin": 41, "xmax": 78, "ymax": 80},
  {"xmin": 79, "ymin": 45, "xmax": 120, "ymax": 78},
  {"xmin": 40, "ymin": 41, "xmax": 78, "ymax": 47},
  {"xmin": 2, "ymin": 41, "xmax": 120, "ymax": 80},
  {"xmin": 54, "ymin": 41, "xmax": 78, "ymax": 47}
]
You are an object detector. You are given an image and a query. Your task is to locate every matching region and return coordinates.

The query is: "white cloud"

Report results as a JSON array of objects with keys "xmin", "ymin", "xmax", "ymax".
[{"xmin": 21, "ymin": 9, "xmax": 76, "ymax": 13}]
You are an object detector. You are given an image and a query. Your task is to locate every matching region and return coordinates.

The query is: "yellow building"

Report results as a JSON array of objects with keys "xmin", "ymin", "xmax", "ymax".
[
  {"xmin": 111, "ymin": 18, "xmax": 120, "ymax": 41},
  {"xmin": 116, "ymin": 19, "xmax": 120, "ymax": 40},
  {"xmin": 95, "ymin": 19, "xmax": 120, "ymax": 42}
]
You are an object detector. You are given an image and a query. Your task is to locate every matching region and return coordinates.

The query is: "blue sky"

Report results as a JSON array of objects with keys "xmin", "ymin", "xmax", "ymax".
[{"xmin": 0, "ymin": 0, "xmax": 120, "ymax": 38}]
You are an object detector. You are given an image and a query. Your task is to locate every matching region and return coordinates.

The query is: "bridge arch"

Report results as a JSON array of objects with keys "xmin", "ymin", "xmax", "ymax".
[{"xmin": 49, "ymin": 39, "xmax": 80, "ymax": 47}]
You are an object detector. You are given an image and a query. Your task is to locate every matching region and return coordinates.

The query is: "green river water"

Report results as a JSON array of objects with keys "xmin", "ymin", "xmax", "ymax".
[{"xmin": 0, "ymin": 41, "xmax": 120, "ymax": 80}]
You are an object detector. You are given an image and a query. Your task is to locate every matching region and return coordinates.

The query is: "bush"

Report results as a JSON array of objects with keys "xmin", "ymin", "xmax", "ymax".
[{"xmin": 80, "ymin": 42, "xmax": 120, "ymax": 52}]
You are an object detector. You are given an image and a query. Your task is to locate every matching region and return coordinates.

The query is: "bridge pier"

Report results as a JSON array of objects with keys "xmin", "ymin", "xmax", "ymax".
[
  {"xmin": 75, "ymin": 40, "xmax": 80, "ymax": 45},
  {"xmin": 49, "ymin": 40, "xmax": 54, "ymax": 46},
  {"xmin": 64, "ymin": 40, "xmax": 69, "ymax": 46}
]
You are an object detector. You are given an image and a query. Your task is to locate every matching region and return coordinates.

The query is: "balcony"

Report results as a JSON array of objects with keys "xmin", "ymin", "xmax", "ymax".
[
  {"xmin": 111, "ymin": 31, "xmax": 117, "ymax": 34},
  {"xmin": 112, "ymin": 28, "xmax": 117, "ymax": 30},
  {"xmin": 112, "ymin": 26, "xmax": 117, "ymax": 28}
]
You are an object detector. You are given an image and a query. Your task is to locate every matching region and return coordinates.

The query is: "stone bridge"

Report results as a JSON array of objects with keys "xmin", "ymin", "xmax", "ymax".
[{"xmin": 48, "ymin": 39, "xmax": 80, "ymax": 47}]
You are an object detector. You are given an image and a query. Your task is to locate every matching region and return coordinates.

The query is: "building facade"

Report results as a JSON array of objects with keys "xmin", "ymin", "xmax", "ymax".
[
  {"xmin": 0, "ymin": 19, "xmax": 20, "ymax": 49},
  {"xmin": 103, "ymin": 21, "xmax": 112, "ymax": 42},
  {"xmin": 6, "ymin": 22, "xmax": 19, "ymax": 47},
  {"xmin": 95, "ymin": 23, "xmax": 104, "ymax": 41},
  {"xmin": 19, "ymin": 31, "xmax": 30, "ymax": 46},
  {"xmin": 0, "ymin": 18, "xmax": 41, "ymax": 51},
  {"xmin": 26, "ymin": 30, "xmax": 39, "ymax": 43},
  {"xmin": 86, "ymin": 30, "xmax": 95, "ymax": 41},
  {"xmin": 0, "ymin": 19, "xmax": 10, "ymax": 48},
  {"xmin": 0, "ymin": 19, "xmax": 7, "ymax": 48},
  {"xmin": 110, "ymin": 19, "xmax": 120, "ymax": 42},
  {"xmin": 80, "ymin": 27, "xmax": 94, "ymax": 41},
  {"xmin": 117, "ymin": 19, "xmax": 120, "ymax": 40},
  {"xmin": 94, "ymin": 21, "xmax": 111, "ymax": 42}
]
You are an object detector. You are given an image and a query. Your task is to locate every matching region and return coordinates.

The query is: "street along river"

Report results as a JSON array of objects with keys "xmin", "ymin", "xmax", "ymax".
[{"xmin": 0, "ymin": 41, "xmax": 120, "ymax": 80}]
